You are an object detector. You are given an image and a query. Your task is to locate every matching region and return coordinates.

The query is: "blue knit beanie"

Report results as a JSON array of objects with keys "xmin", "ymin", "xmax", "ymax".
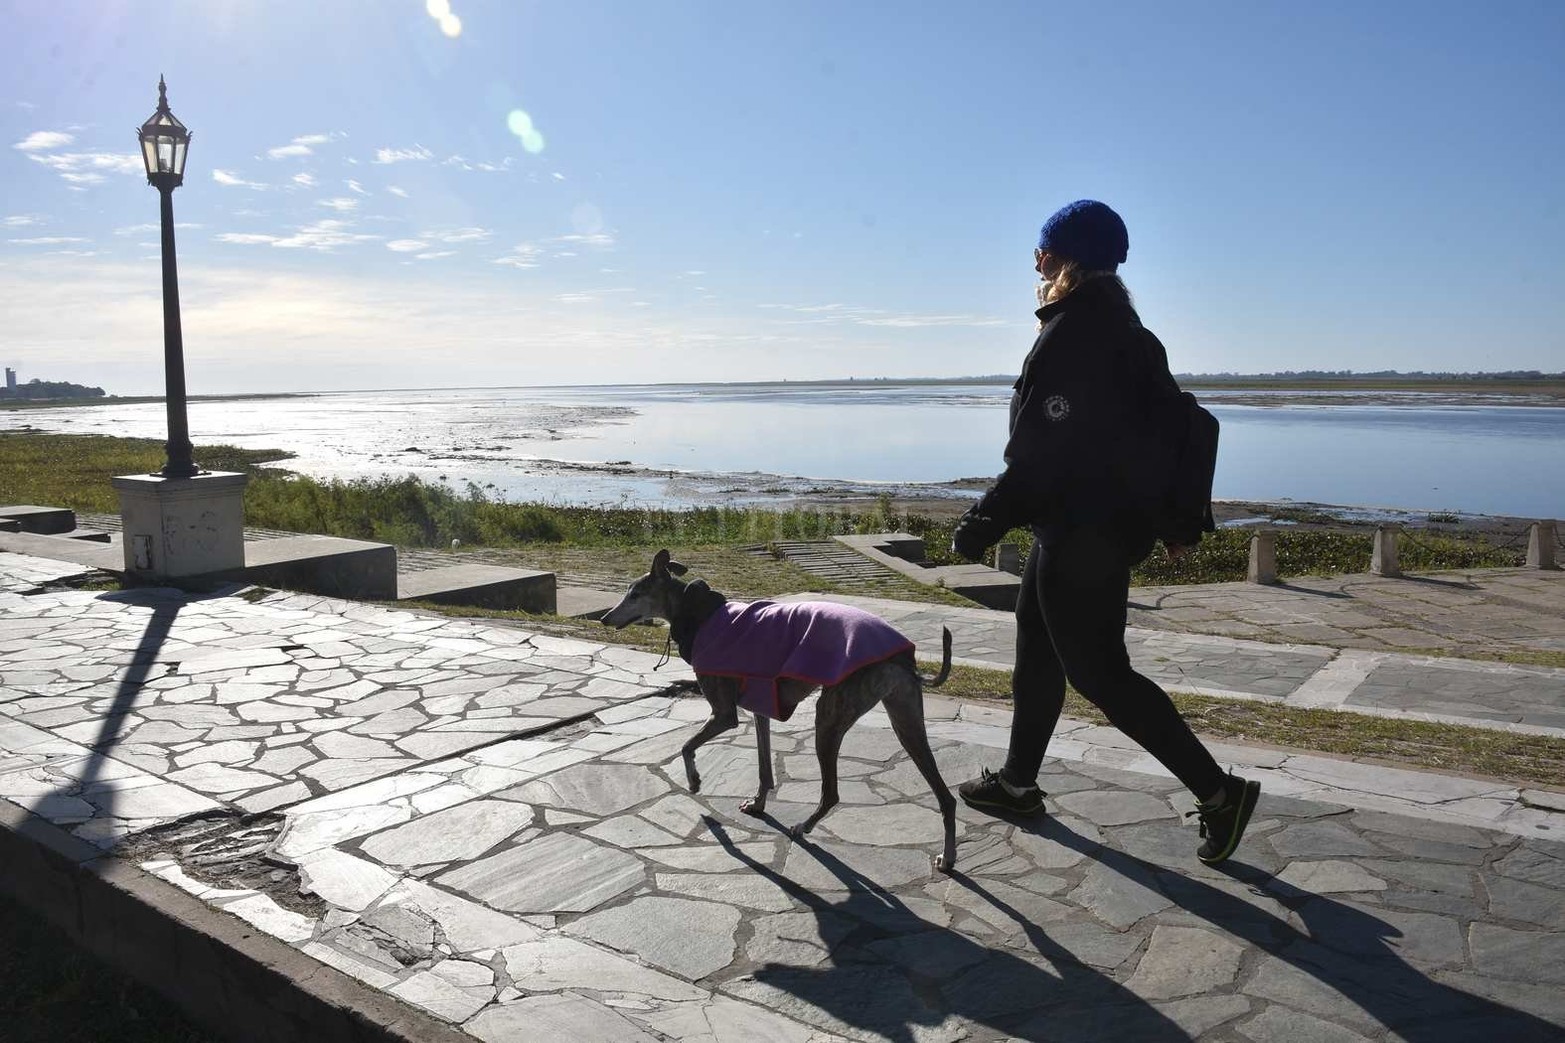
[{"xmin": 1036, "ymin": 200, "xmax": 1129, "ymax": 269}]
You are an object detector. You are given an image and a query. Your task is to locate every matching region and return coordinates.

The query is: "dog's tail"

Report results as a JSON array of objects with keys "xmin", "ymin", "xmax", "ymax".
[{"xmin": 920, "ymin": 627, "xmax": 953, "ymax": 688}]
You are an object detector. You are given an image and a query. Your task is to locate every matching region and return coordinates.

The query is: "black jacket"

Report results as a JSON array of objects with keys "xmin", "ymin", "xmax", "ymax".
[{"xmin": 973, "ymin": 276, "xmax": 1183, "ymax": 551}]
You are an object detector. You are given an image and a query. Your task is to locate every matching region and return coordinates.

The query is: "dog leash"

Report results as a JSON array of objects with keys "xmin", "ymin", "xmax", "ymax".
[{"xmin": 654, "ymin": 632, "xmax": 672, "ymax": 671}]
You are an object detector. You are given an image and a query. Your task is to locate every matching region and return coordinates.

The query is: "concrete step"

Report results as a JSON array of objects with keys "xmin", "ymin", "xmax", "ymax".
[
  {"xmin": 0, "ymin": 505, "xmax": 77, "ymax": 535},
  {"xmin": 555, "ymin": 584, "xmax": 622, "ymax": 620},
  {"xmin": 200, "ymin": 535, "xmax": 400, "ymax": 600},
  {"xmin": 397, "ymin": 563, "xmax": 556, "ymax": 614},
  {"xmin": 62, "ymin": 529, "xmax": 113, "ymax": 543},
  {"xmin": 0, "ymin": 529, "xmax": 122, "ymax": 571},
  {"xmin": 834, "ymin": 532, "xmax": 1022, "ymax": 611}
]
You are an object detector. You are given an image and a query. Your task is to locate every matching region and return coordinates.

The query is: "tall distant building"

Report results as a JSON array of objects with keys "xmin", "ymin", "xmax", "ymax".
[{"xmin": 4, "ymin": 367, "xmax": 14, "ymax": 391}]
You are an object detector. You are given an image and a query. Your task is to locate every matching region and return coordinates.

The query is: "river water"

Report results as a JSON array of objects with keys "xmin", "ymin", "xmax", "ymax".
[{"xmin": 5, "ymin": 383, "xmax": 1561, "ymax": 518}]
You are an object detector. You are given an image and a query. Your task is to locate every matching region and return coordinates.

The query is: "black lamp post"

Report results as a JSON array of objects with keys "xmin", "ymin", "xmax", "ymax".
[{"xmin": 137, "ymin": 76, "xmax": 201, "ymax": 478}]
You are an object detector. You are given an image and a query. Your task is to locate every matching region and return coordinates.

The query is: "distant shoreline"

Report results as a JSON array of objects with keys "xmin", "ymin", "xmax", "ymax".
[
  {"xmin": 3, "ymin": 378, "xmax": 1563, "ymax": 411},
  {"xmin": 0, "ymin": 392, "xmax": 315, "ymax": 412}
]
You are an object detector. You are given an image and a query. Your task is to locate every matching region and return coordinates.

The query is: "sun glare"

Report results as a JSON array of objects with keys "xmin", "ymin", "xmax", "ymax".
[{"xmin": 426, "ymin": 0, "xmax": 461, "ymax": 38}]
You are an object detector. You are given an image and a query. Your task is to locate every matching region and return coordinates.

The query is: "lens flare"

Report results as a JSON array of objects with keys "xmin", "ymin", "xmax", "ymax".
[
  {"xmin": 425, "ymin": 0, "xmax": 450, "ymax": 17},
  {"xmin": 440, "ymin": 13, "xmax": 462, "ymax": 37},
  {"xmin": 507, "ymin": 109, "xmax": 546, "ymax": 153}
]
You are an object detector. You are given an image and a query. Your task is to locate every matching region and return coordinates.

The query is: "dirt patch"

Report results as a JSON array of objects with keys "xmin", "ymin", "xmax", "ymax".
[{"xmin": 118, "ymin": 813, "xmax": 326, "ymax": 918}]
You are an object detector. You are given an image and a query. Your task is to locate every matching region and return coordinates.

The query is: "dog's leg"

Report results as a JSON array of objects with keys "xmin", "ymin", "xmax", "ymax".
[
  {"xmin": 683, "ymin": 676, "xmax": 739, "ymax": 794},
  {"xmin": 883, "ymin": 680, "xmax": 958, "ymax": 874},
  {"xmin": 796, "ymin": 681, "xmax": 880, "ymax": 838},
  {"xmin": 740, "ymin": 714, "xmax": 773, "ymax": 816}
]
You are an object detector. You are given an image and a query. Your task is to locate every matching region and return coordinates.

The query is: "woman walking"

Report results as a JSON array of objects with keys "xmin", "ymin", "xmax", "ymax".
[{"xmin": 951, "ymin": 199, "xmax": 1259, "ymax": 865}]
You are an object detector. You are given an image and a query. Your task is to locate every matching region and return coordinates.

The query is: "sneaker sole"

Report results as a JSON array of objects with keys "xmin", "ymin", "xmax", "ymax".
[
  {"xmin": 960, "ymin": 791, "xmax": 1045, "ymax": 816},
  {"xmin": 1198, "ymin": 779, "xmax": 1261, "ymax": 865}
]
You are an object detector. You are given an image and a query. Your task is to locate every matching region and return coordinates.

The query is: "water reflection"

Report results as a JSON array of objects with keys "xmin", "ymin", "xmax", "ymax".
[{"xmin": 3, "ymin": 385, "xmax": 1559, "ymax": 516}]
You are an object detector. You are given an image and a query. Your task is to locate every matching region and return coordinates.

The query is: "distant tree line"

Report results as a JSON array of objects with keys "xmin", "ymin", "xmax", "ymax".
[
  {"xmin": 1174, "ymin": 370, "xmax": 1564, "ymax": 382},
  {"xmin": 0, "ymin": 378, "xmax": 106, "ymax": 400}
]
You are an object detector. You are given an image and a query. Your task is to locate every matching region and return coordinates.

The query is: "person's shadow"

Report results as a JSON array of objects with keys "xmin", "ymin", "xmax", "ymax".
[{"xmin": 706, "ymin": 809, "xmax": 1561, "ymax": 1042}]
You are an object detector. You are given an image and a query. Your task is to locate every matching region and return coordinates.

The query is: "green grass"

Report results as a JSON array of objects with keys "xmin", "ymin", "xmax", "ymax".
[
  {"xmin": 0, "ymin": 432, "xmax": 291, "ymax": 513},
  {"xmin": 0, "ymin": 892, "xmax": 216, "ymax": 1043},
  {"xmin": 918, "ymin": 522, "xmax": 1522, "ymax": 584},
  {"xmin": 2, "ymin": 431, "xmax": 1525, "ymax": 585}
]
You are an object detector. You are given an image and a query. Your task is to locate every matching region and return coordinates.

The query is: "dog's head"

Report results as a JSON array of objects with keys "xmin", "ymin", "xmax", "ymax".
[{"xmin": 601, "ymin": 549, "xmax": 689, "ymax": 629}]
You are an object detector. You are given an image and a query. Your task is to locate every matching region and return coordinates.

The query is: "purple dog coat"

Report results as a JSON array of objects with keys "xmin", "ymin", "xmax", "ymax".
[{"xmin": 689, "ymin": 600, "xmax": 915, "ymax": 720}]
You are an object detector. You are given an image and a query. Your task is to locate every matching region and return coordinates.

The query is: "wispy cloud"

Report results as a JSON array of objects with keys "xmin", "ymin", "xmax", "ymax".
[
  {"xmin": 415, "ymin": 250, "xmax": 454, "ymax": 260},
  {"xmin": 387, "ymin": 186, "xmax": 409, "ymax": 198},
  {"xmin": 114, "ymin": 223, "xmax": 200, "ymax": 235},
  {"xmin": 267, "ymin": 132, "xmax": 339, "ymax": 160},
  {"xmin": 550, "ymin": 232, "xmax": 616, "ymax": 249},
  {"xmin": 7, "ymin": 236, "xmax": 89, "ymax": 245},
  {"xmin": 386, "ymin": 239, "xmax": 428, "ymax": 252},
  {"xmin": 25, "ymin": 150, "xmax": 142, "ymax": 185},
  {"xmin": 553, "ymin": 292, "xmax": 596, "ymax": 304},
  {"xmin": 3, "ymin": 214, "xmax": 44, "ymax": 227},
  {"xmin": 317, "ymin": 197, "xmax": 359, "ymax": 212},
  {"xmin": 443, "ymin": 154, "xmax": 513, "ymax": 173},
  {"xmin": 493, "ymin": 243, "xmax": 543, "ymax": 268},
  {"xmin": 13, "ymin": 130, "xmax": 74, "ymax": 152},
  {"xmin": 424, "ymin": 227, "xmax": 492, "ymax": 244},
  {"xmin": 345, "ymin": 179, "xmax": 369, "ymax": 195},
  {"xmin": 373, "ymin": 144, "xmax": 433, "ymax": 164},
  {"xmin": 292, "ymin": 172, "xmax": 316, "ymax": 187},
  {"xmin": 214, "ymin": 218, "xmax": 379, "ymax": 252},
  {"xmin": 212, "ymin": 169, "xmax": 267, "ymax": 189},
  {"xmin": 0, "ymin": 258, "xmax": 864, "ymax": 391}
]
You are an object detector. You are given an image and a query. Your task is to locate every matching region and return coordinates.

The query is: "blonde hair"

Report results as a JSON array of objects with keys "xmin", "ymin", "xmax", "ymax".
[{"xmin": 1044, "ymin": 259, "xmax": 1128, "ymax": 303}]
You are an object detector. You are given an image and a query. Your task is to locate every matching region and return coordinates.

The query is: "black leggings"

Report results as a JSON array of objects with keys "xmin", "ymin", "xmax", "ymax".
[{"xmin": 1002, "ymin": 531, "xmax": 1226, "ymax": 798}]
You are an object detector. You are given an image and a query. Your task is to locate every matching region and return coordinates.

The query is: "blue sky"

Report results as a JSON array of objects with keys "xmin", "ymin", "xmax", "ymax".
[{"xmin": 3, "ymin": 1, "xmax": 1562, "ymax": 394}]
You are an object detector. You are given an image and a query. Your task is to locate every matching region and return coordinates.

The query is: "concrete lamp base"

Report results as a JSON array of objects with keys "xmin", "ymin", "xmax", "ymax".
[{"xmin": 112, "ymin": 471, "xmax": 249, "ymax": 579}]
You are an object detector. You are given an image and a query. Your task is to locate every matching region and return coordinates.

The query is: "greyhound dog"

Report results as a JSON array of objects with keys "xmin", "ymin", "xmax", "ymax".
[{"xmin": 603, "ymin": 550, "xmax": 958, "ymax": 872}]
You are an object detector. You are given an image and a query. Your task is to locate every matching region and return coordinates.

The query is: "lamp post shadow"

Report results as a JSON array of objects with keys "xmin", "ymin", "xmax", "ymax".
[{"xmin": 38, "ymin": 591, "xmax": 183, "ymax": 845}]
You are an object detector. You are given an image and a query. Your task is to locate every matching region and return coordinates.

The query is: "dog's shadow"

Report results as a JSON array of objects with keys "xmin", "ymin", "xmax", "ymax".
[
  {"xmin": 704, "ymin": 812, "xmax": 1563, "ymax": 1043},
  {"xmin": 705, "ymin": 814, "xmax": 1193, "ymax": 1043}
]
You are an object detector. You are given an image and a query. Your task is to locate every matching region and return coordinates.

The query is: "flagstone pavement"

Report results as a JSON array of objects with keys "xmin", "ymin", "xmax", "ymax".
[{"xmin": 1, "ymin": 550, "xmax": 1563, "ymax": 1042}]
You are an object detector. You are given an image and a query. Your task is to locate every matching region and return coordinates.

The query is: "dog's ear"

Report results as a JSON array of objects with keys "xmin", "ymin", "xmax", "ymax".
[
  {"xmin": 652, "ymin": 548, "xmax": 671, "ymax": 577},
  {"xmin": 666, "ymin": 559, "xmax": 689, "ymax": 577}
]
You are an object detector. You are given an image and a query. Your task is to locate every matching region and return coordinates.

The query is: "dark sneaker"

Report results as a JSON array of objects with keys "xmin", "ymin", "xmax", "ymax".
[
  {"xmin": 1191, "ymin": 773, "xmax": 1262, "ymax": 865},
  {"xmin": 959, "ymin": 768, "xmax": 1045, "ymax": 816}
]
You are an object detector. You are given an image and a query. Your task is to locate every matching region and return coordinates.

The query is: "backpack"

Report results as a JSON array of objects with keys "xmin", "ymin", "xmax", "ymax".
[{"xmin": 1157, "ymin": 391, "xmax": 1219, "ymax": 547}]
